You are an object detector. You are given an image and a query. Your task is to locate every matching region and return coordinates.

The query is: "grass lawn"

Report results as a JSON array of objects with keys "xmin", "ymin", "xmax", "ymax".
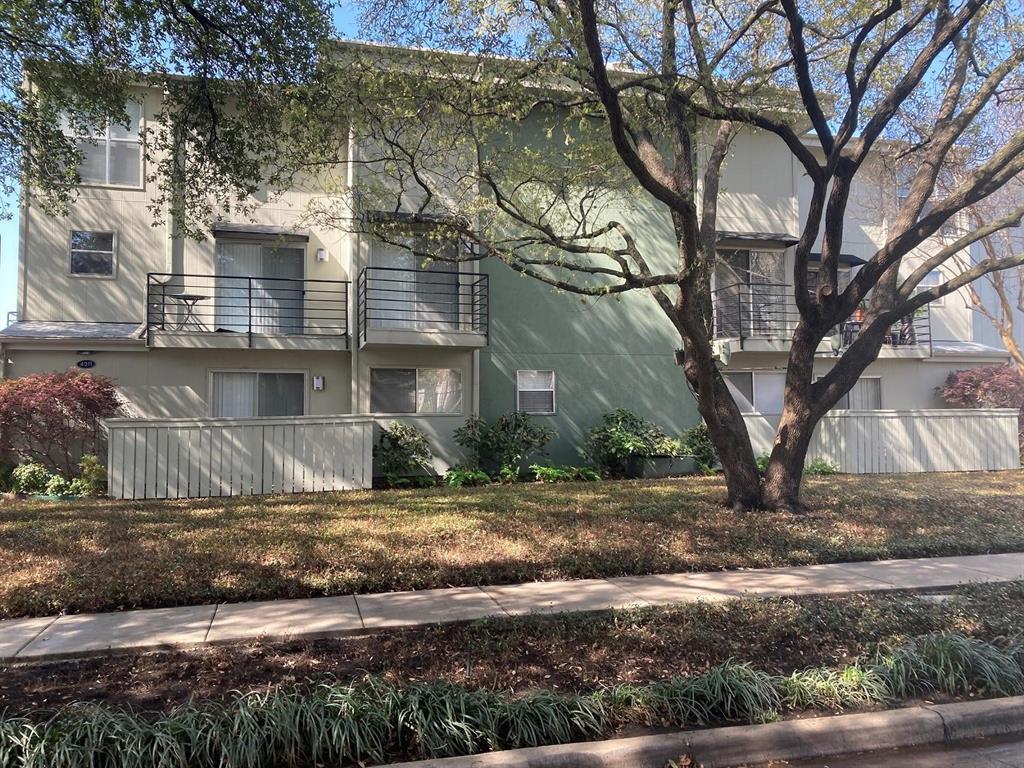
[
  {"xmin": 1, "ymin": 471, "xmax": 1023, "ymax": 619},
  {"xmin": 3, "ymin": 580, "xmax": 1022, "ymax": 714}
]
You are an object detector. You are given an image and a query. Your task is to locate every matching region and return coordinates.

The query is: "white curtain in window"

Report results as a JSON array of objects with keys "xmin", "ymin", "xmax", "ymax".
[
  {"xmin": 215, "ymin": 242, "xmax": 304, "ymax": 334},
  {"xmin": 212, "ymin": 372, "xmax": 258, "ymax": 417},
  {"xmin": 370, "ymin": 238, "xmax": 417, "ymax": 328},
  {"xmin": 371, "ymin": 233, "xmax": 459, "ymax": 330},
  {"xmin": 847, "ymin": 379, "xmax": 882, "ymax": 409},
  {"xmin": 416, "ymin": 368, "xmax": 462, "ymax": 414}
]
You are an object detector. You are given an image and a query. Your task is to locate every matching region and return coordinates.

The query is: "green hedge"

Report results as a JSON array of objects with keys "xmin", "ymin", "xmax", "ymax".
[{"xmin": 2, "ymin": 633, "xmax": 1022, "ymax": 768}]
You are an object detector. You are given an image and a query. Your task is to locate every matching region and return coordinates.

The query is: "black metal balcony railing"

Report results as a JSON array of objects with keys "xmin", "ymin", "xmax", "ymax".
[
  {"xmin": 357, "ymin": 266, "xmax": 489, "ymax": 344},
  {"xmin": 146, "ymin": 272, "xmax": 349, "ymax": 345},
  {"xmin": 712, "ymin": 282, "xmax": 798, "ymax": 341},
  {"xmin": 711, "ymin": 281, "xmax": 932, "ymax": 351}
]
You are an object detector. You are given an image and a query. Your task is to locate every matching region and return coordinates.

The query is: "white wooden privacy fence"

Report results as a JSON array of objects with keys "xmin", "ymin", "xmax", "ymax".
[
  {"xmin": 106, "ymin": 415, "xmax": 374, "ymax": 499},
  {"xmin": 744, "ymin": 408, "xmax": 1020, "ymax": 474}
]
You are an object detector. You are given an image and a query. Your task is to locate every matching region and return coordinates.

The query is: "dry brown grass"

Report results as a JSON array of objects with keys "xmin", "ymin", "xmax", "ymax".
[{"xmin": 1, "ymin": 471, "xmax": 1022, "ymax": 618}]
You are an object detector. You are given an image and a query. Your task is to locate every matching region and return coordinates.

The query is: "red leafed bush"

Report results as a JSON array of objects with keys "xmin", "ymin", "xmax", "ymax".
[
  {"xmin": 0, "ymin": 371, "xmax": 122, "ymax": 476},
  {"xmin": 939, "ymin": 364, "xmax": 1024, "ymax": 454}
]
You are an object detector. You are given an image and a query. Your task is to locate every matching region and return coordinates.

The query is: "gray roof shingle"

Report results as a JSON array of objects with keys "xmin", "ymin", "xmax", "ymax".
[{"xmin": 0, "ymin": 321, "xmax": 145, "ymax": 341}]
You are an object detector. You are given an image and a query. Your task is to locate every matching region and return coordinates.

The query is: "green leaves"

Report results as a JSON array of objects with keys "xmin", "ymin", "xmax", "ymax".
[{"xmin": 3, "ymin": 633, "xmax": 1024, "ymax": 766}]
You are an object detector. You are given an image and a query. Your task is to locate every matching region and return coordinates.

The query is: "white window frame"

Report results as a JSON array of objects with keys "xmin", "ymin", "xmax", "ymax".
[
  {"xmin": 723, "ymin": 370, "xmax": 789, "ymax": 415},
  {"xmin": 63, "ymin": 101, "xmax": 144, "ymax": 189},
  {"xmin": 207, "ymin": 369, "xmax": 308, "ymax": 418},
  {"xmin": 515, "ymin": 369, "xmax": 557, "ymax": 414},
  {"xmin": 68, "ymin": 229, "xmax": 118, "ymax": 279},
  {"xmin": 914, "ymin": 269, "xmax": 945, "ymax": 306},
  {"xmin": 369, "ymin": 366, "xmax": 465, "ymax": 415},
  {"xmin": 832, "ymin": 376, "xmax": 883, "ymax": 411}
]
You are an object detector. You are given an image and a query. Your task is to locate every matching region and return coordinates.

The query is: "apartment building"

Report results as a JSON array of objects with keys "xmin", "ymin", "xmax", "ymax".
[{"xmin": 0, "ymin": 74, "xmax": 1011, "ymax": 481}]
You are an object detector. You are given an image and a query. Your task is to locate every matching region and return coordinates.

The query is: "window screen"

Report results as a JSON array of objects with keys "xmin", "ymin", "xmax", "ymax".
[
  {"xmin": 69, "ymin": 230, "xmax": 115, "ymax": 276},
  {"xmin": 516, "ymin": 370, "xmax": 555, "ymax": 414}
]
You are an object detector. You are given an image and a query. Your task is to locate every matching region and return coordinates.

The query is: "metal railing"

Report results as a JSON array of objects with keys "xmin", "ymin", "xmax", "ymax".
[
  {"xmin": 712, "ymin": 281, "xmax": 932, "ymax": 351},
  {"xmin": 146, "ymin": 273, "xmax": 349, "ymax": 346},
  {"xmin": 357, "ymin": 266, "xmax": 489, "ymax": 345},
  {"xmin": 712, "ymin": 282, "xmax": 799, "ymax": 342},
  {"xmin": 838, "ymin": 304, "xmax": 931, "ymax": 352}
]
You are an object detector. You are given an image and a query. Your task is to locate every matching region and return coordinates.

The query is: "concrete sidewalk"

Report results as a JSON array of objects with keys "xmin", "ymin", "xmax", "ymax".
[{"xmin": 3, "ymin": 552, "xmax": 1023, "ymax": 663}]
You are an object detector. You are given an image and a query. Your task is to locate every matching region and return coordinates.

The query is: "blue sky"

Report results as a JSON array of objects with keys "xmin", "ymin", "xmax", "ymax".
[{"xmin": 0, "ymin": 4, "xmax": 361, "ymax": 326}]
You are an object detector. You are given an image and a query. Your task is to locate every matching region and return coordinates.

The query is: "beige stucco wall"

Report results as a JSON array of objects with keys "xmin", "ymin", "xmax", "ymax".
[
  {"xmin": 19, "ymin": 85, "xmax": 353, "ymax": 326},
  {"xmin": 2, "ymin": 347, "xmax": 352, "ymax": 418}
]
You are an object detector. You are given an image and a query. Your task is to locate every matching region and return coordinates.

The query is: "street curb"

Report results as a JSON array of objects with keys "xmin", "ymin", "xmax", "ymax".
[{"xmin": 382, "ymin": 697, "xmax": 1024, "ymax": 767}]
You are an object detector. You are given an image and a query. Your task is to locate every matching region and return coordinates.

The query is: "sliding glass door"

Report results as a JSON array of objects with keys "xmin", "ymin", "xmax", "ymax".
[
  {"xmin": 370, "ymin": 234, "xmax": 459, "ymax": 331},
  {"xmin": 215, "ymin": 241, "xmax": 304, "ymax": 334}
]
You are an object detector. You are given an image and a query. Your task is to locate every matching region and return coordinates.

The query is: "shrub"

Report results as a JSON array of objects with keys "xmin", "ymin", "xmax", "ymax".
[
  {"xmin": 11, "ymin": 462, "xmax": 53, "ymax": 494},
  {"xmin": 681, "ymin": 423, "xmax": 718, "ymax": 470},
  {"xmin": 454, "ymin": 413, "xmax": 555, "ymax": 481},
  {"xmin": 444, "ymin": 466, "xmax": 492, "ymax": 487},
  {"xmin": 44, "ymin": 474, "xmax": 74, "ymax": 496},
  {"xmin": 939, "ymin": 364, "xmax": 1024, "ymax": 455},
  {"xmin": 756, "ymin": 455, "xmax": 840, "ymax": 475},
  {"xmin": 805, "ymin": 457, "xmax": 839, "ymax": 475},
  {"xmin": 376, "ymin": 423, "xmax": 434, "ymax": 488},
  {"xmin": 75, "ymin": 453, "xmax": 107, "ymax": 495},
  {"xmin": 0, "ymin": 371, "xmax": 122, "ymax": 476},
  {"xmin": 530, "ymin": 464, "xmax": 601, "ymax": 483},
  {"xmin": 585, "ymin": 409, "xmax": 675, "ymax": 476}
]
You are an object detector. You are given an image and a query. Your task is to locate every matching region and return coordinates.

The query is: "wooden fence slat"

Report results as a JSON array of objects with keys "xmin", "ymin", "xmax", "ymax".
[
  {"xmin": 104, "ymin": 415, "xmax": 376, "ymax": 499},
  {"xmin": 743, "ymin": 409, "xmax": 1019, "ymax": 475}
]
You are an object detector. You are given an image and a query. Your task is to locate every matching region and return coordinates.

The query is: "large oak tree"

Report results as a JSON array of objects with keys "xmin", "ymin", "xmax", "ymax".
[{"xmin": 315, "ymin": 0, "xmax": 1024, "ymax": 510}]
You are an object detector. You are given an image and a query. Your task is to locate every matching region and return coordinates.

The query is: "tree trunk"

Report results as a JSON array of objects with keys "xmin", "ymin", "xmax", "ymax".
[
  {"xmin": 761, "ymin": 407, "xmax": 816, "ymax": 512},
  {"xmin": 680, "ymin": 350, "xmax": 763, "ymax": 510}
]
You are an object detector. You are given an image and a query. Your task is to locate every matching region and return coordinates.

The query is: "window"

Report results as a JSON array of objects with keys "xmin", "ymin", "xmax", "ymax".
[
  {"xmin": 914, "ymin": 269, "xmax": 944, "ymax": 306},
  {"xmin": 370, "ymin": 226, "xmax": 459, "ymax": 331},
  {"xmin": 63, "ymin": 101, "xmax": 142, "ymax": 186},
  {"xmin": 516, "ymin": 370, "xmax": 556, "ymax": 414},
  {"xmin": 834, "ymin": 377, "xmax": 882, "ymax": 410},
  {"xmin": 69, "ymin": 230, "xmax": 115, "ymax": 277},
  {"xmin": 215, "ymin": 240, "xmax": 305, "ymax": 334},
  {"xmin": 210, "ymin": 371, "xmax": 305, "ymax": 417},
  {"xmin": 723, "ymin": 371, "xmax": 786, "ymax": 414},
  {"xmin": 370, "ymin": 368, "xmax": 463, "ymax": 414}
]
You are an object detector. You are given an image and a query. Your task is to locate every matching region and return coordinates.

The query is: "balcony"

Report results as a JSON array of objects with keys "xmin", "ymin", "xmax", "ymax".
[
  {"xmin": 711, "ymin": 281, "xmax": 932, "ymax": 356},
  {"xmin": 356, "ymin": 267, "xmax": 489, "ymax": 348},
  {"xmin": 146, "ymin": 273, "xmax": 349, "ymax": 350}
]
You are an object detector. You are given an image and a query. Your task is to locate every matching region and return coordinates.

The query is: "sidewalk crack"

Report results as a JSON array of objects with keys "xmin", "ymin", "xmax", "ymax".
[
  {"xmin": 477, "ymin": 586, "xmax": 511, "ymax": 617},
  {"xmin": 203, "ymin": 604, "xmax": 220, "ymax": 644},
  {"xmin": 12, "ymin": 615, "xmax": 60, "ymax": 659}
]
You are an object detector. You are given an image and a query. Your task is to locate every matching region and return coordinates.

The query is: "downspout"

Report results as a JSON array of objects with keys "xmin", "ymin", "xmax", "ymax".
[{"xmin": 346, "ymin": 125, "xmax": 360, "ymax": 414}]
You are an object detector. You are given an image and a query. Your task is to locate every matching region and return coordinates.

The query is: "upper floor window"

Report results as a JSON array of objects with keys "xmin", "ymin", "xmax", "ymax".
[
  {"xmin": 63, "ymin": 101, "xmax": 143, "ymax": 187},
  {"xmin": 69, "ymin": 230, "xmax": 116, "ymax": 277},
  {"xmin": 914, "ymin": 269, "xmax": 945, "ymax": 306}
]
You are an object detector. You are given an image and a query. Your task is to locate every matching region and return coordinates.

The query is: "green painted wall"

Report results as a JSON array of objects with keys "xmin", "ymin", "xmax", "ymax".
[{"xmin": 478, "ymin": 259, "xmax": 702, "ymax": 466}]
